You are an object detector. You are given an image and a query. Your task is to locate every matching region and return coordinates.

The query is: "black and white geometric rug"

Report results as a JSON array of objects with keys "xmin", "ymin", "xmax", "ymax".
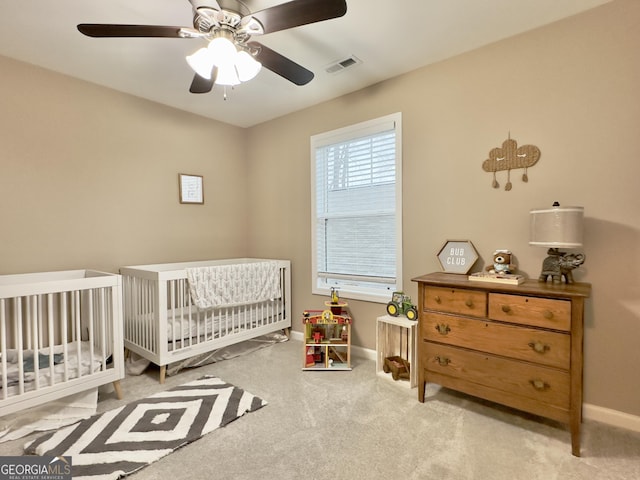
[{"xmin": 25, "ymin": 376, "xmax": 266, "ymax": 480}]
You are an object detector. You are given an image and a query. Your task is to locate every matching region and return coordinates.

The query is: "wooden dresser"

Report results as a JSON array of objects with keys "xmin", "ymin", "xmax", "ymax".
[{"xmin": 412, "ymin": 272, "xmax": 591, "ymax": 456}]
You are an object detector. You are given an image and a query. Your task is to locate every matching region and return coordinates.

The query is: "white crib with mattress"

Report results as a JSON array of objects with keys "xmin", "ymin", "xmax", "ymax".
[
  {"xmin": 0, "ymin": 270, "xmax": 125, "ymax": 417},
  {"xmin": 120, "ymin": 258, "xmax": 291, "ymax": 383}
]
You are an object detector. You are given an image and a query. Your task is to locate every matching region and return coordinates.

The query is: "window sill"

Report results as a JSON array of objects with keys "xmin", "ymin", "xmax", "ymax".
[{"xmin": 312, "ymin": 286, "xmax": 390, "ymax": 304}]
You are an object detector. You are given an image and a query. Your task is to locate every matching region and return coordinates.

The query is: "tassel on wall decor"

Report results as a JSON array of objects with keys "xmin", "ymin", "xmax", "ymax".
[{"xmin": 482, "ymin": 134, "xmax": 540, "ymax": 191}]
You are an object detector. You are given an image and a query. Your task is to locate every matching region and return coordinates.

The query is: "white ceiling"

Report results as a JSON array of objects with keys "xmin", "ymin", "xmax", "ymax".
[{"xmin": 0, "ymin": 0, "xmax": 610, "ymax": 128}]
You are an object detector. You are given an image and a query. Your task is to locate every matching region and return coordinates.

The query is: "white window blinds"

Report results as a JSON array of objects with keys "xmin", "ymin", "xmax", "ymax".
[{"xmin": 311, "ymin": 113, "xmax": 402, "ymax": 301}]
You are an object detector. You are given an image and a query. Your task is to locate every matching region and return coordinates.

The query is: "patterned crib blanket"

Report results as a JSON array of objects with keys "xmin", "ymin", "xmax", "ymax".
[{"xmin": 186, "ymin": 261, "xmax": 282, "ymax": 309}]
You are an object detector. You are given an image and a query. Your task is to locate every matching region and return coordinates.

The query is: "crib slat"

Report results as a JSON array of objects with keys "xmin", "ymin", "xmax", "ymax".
[
  {"xmin": 177, "ymin": 282, "xmax": 181, "ymax": 352},
  {"xmin": 46, "ymin": 293, "xmax": 56, "ymax": 387},
  {"xmin": 88, "ymin": 289, "xmax": 96, "ymax": 373},
  {"xmin": 148, "ymin": 280, "xmax": 154, "ymax": 352},
  {"xmin": 140, "ymin": 277, "xmax": 146, "ymax": 350},
  {"xmin": 24, "ymin": 296, "xmax": 31, "ymax": 351},
  {"xmin": 61, "ymin": 291, "xmax": 69, "ymax": 382},
  {"xmin": 99, "ymin": 287, "xmax": 107, "ymax": 372},
  {"xmin": 173, "ymin": 279, "xmax": 179, "ymax": 351},
  {"xmin": 16, "ymin": 298, "xmax": 25, "ymax": 395},
  {"xmin": 142, "ymin": 279, "xmax": 148, "ymax": 351},
  {"xmin": 75, "ymin": 291, "xmax": 83, "ymax": 379},
  {"xmin": 28, "ymin": 296, "xmax": 41, "ymax": 390},
  {"xmin": 39, "ymin": 294, "xmax": 46, "ymax": 351},
  {"xmin": 171, "ymin": 280, "xmax": 178, "ymax": 352},
  {"xmin": 134, "ymin": 277, "xmax": 141, "ymax": 350},
  {"xmin": 1, "ymin": 298, "xmax": 7, "ymax": 399}
]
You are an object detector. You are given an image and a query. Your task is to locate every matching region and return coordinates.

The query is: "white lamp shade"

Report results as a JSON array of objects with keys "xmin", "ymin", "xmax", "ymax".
[
  {"xmin": 235, "ymin": 50, "xmax": 261, "ymax": 82},
  {"xmin": 186, "ymin": 47, "xmax": 215, "ymax": 79},
  {"xmin": 208, "ymin": 36, "xmax": 237, "ymax": 66},
  {"xmin": 529, "ymin": 205, "xmax": 584, "ymax": 248},
  {"xmin": 215, "ymin": 63, "xmax": 240, "ymax": 86}
]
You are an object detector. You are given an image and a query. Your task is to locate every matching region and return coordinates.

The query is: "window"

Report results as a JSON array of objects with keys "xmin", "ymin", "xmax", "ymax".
[{"xmin": 311, "ymin": 112, "xmax": 402, "ymax": 303}]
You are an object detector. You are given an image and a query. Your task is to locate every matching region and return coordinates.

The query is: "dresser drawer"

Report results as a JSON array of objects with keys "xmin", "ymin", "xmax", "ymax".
[
  {"xmin": 422, "ymin": 312, "xmax": 570, "ymax": 370},
  {"xmin": 489, "ymin": 293, "xmax": 571, "ymax": 331},
  {"xmin": 423, "ymin": 286, "xmax": 486, "ymax": 318},
  {"xmin": 422, "ymin": 343, "xmax": 570, "ymax": 409}
]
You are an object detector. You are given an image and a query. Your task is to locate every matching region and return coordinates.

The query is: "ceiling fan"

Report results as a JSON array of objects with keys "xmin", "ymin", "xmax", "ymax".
[{"xmin": 77, "ymin": 0, "xmax": 348, "ymax": 94}]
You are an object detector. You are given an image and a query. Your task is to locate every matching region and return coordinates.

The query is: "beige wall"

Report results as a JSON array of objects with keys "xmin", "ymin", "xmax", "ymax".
[
  {"xmin": 246, "ymin": 0, "xmax": 640, "ymax": 417},
  {"xmin": 0, "ymin": 56, "xmax": 249, "ymax": 273},
  {"xmin": 0, "ymin": 0, "xmax": 638, "ymax": 417}
]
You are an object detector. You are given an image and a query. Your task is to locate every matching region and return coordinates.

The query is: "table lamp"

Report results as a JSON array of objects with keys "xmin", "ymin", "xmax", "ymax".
[{"xmin": 529, "ymin": 202, "xmax": 585, "ymax": 283}]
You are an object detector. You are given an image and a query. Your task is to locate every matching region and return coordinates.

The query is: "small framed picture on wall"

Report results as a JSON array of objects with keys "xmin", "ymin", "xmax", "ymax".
[{"xmin": 179, "ymin": 173, "xmax": 204, "ymax": 204}]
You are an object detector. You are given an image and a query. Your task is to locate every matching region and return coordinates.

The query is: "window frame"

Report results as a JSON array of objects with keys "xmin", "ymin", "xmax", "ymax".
[{"xmin": 310, "ymin": 112, "xmax": 403, "ymax": 303}]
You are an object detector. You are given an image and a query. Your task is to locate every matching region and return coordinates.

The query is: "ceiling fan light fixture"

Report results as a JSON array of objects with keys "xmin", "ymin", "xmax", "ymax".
[
  {"xmin": 235, "ymin": 50, "xmax": 261, "ymax": 82},
  {"xmin": 186, "ymin": 47, "xmax": 216, "ymax": 79}
]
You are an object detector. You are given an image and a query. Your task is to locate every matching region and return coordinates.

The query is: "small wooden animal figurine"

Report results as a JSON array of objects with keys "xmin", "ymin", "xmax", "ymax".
[{"xmin": 539, "ymin": 249, "xmax": 585, "ymax": 283}]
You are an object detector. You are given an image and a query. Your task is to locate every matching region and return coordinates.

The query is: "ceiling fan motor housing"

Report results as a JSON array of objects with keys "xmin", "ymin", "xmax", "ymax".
[
  {"xmin": 191, "ymin": 0, "xmax": 263, "ymax": 42},
  {"xmin": 190, "ymin": 0, "xmax": 251, "ymax": 16}
]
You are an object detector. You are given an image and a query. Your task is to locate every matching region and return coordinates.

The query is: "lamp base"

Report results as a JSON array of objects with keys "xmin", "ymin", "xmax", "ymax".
[{"xmin": 538, "ymin": 248, "xmax": 585, "ymax": 284}]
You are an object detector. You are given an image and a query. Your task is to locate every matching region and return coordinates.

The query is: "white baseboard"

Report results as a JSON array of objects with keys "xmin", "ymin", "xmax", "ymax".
[
  {"xmin": 290, "ymin": 330, "xmax": 304, "ymax": 343},
  {"xmin": 351, "ymin": 344, "xmax": 377, "ymax": 361},
  {"xmin": 291, "ymin": 330, "xmax": 377, "ymax": 361},
  {"xmin": 290, "ymin": 331, "xmax": 640, "ymax": 433},
  {"xmin": 583, "ymin": 403, "xmax": 640, "ymax": 433}
]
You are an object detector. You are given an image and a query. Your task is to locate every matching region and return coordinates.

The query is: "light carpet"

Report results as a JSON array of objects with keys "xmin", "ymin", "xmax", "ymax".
[{"xmin": 24, "ymin": 376, "xmax": 266, "ymax": 480}]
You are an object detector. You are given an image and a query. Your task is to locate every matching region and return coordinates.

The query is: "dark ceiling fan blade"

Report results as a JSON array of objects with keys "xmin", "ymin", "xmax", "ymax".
[
  {"xmin": 250, "ymin": 0, "xmax": 347, "ymax": 35},
  {"xmin": 189, "ymin": 69, "xmax": 217, "ymax": 94},
  {"xmin": 77, "ymin": 24, "xmax": 184, "ymax": 38},
  {"xmin": 249, "ymin": 41, "xmax": 313, "ymax": 86}
]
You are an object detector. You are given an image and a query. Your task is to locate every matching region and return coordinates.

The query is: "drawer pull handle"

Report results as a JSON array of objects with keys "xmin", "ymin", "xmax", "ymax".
[
  {"xmin": 528, "ymin": 341, "xmax": 550, "ymax": 354},
  {"xmin": 434, "ymin": 295, "xmax": 441, "ymax": 304},
  {"xmin": 530, "ymin": 379, "xmax": 550, "ymax": 391},
  {"xmin": 501, "ymin": 305, "xmax": 511, "ymax": 313},
  {"xmin": 435, "ymin": 356, "xmax": 450, "ymax": 367},
  {"xmin": 465, "ymin": 299, "xmax": 474, "ymax": 308},
  {"xmin": 435, "ymin": 324, "xmax": 451, "ymax": 335},
  {"xmin": 543, "ymin": 310, "xmax": 554, "ymax": 320}
]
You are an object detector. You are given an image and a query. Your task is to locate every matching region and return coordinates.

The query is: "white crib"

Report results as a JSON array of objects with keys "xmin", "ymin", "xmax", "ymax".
[
  {"xmin": 120, "ymin": 258, "xmax": 291, "ymax": 383},
  {"xmin": 0, "ymin": 270, "xmax": 125, "ymax": 417}
]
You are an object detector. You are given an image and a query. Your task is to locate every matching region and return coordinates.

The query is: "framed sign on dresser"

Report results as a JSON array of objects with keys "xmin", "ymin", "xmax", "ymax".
[{"xmin": 412, "ymin": 272, "xmax": 591, "ymax": 456}]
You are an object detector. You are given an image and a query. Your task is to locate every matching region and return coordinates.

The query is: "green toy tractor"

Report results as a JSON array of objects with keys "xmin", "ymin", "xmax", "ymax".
[{"xmin": 386, "ymin": 291, "xmax": 418, "ymax": 320}]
